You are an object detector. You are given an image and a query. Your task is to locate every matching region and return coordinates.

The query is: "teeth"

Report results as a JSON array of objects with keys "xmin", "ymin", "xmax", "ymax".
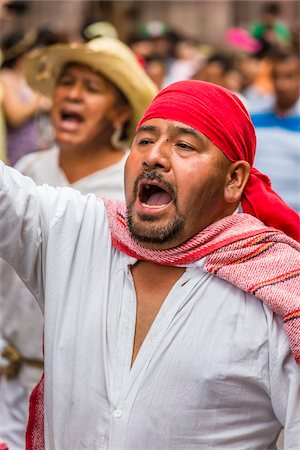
[
  {"xmin": 145, "ymin": 184, "xmax": 150, "ymax": 189},
  {"xmin": 141, "ymin": 203, "xmax": 167, "ymax": 209}
]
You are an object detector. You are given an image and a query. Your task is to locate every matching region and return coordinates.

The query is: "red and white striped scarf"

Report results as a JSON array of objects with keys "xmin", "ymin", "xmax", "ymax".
[
  {"xmin": 26, "ymin": 199, "xmax": 300, "ymax": 449},
  {"xmin": 103, "ymin": 198, "xmax": 300, "ymax": 362}
]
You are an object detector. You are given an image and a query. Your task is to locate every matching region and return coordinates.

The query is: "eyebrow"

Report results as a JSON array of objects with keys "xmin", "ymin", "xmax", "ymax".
[
  {"xmin": 170, "ymin": 125, "xmax": 210, "ymax": 146},
  {"xmin": 136, "ymin": 125, "xmax": 158, "ymax": 135},
  {"xmin": 58, "ymin": 65, "xmax": 105, "ymax": 83},
  {"xmin": 136, "ymin": 124, "xmax": 208, "ymax": 145},
  {"xmin": 173, "ymin": 126, "xmax": 201, "ymax": 139}
]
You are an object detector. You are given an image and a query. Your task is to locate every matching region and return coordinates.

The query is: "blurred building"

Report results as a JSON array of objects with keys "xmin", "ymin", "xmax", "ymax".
[{"xmin": 1, "ymin": 1, "xmax": 299, "ymax": 47}]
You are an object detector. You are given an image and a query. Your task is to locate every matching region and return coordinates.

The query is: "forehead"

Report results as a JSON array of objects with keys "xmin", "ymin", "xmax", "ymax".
[
  {"xmin": 59, "ymin": 63, "xmax": 111, "ymax": 83},
  {"xmin": 137, "ymin": 118, "xmax": 211, "ymax": 141},
  {"xmin": 273, "ymin": 58, "xmax": 300, "ymax": 75}
]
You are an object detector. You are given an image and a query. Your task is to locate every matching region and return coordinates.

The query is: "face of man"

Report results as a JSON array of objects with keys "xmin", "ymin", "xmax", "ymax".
[
  {"xmin": 194, "ymin": 62, "xmax": 226, "ymax": 87},
  {"xmin": 272, "ymin": 57, "xmax": 300, "ymax": 111},
  {"xmin": 125, "ymin": 118, "xmax": 232, "ymax": 250},
  {"xmin": 51, "ymin": 63, "xmax": 128, "ymax": 150}
]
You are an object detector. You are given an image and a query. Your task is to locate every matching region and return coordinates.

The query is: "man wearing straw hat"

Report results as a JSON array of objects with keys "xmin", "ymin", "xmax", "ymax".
[
  {"xmin": 0, "ymin": 36, "xmax": 157, "ymax": 449},
  {"xmin": 0, "ymin": 79, "xmax": 299, "ymax": 449}
]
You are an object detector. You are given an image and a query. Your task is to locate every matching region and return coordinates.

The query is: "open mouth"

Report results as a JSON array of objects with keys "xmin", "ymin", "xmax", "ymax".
[
  {"xmin": 139, "ymin": 182, "xmax": 173, "ymax": 208},
  {"xmin": 60, "ymin": 110, "xmax": 84, "ymax": 123}
]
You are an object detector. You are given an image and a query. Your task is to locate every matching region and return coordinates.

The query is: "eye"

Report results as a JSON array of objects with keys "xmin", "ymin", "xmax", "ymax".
[
  {"xmin": 137, "ymin": 138, "xmax": 153, "ymax": 145},
  {"xmin": 57, "ymin": 78, "xmax": 72, "ymax": 86},
  {"xmin": 86, "ymin": 83, "xmax": 103, "ymax": 93},
  {"xmin": 176, "ymin": 141, "xmax": 195, "ymax": 151},
  {"xmin": 57, "ymin": 76, "xmax": 73, "ymax": 87}
]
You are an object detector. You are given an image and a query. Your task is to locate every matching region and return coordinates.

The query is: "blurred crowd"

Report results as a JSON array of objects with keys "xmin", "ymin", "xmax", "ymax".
[
  {"xmin": 0, "ymin": 1, "xmax": 299, "ymax": 206},
  {"xmin": 0, "ymin": 0, "xmax": 299, "ymax": 449}
]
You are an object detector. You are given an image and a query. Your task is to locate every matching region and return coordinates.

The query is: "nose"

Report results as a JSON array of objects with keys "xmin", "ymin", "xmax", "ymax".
[
  {"xmin": 143, "ymin": 139, "xmax": 171, "ymax": 172},
  {"xmin": 65, "ymin": 81, "xmax": 83, "ymax": 101}
]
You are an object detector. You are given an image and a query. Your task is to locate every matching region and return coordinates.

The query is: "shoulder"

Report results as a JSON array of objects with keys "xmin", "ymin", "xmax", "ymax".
[
  {"xmin": 0, "ymin": 69, "xmax": 15, "ymax": 84},
  {"xmin": 261, "ymin": 304, "xmax": 290, "ymax": 363},
  {"xmin": 0, "ymin": 70, "xmax": 19, "ymax": 93},
  {"xmin": 252, "ymin": 113, "xmax": 300, "ymax": 133},
  {"xmin": 15, "ymin": 147, "xmax": 58, "ymax": 176},
  {"xmin": 44, "ymin": 190, "xmax": 111, "ymax": 260}
]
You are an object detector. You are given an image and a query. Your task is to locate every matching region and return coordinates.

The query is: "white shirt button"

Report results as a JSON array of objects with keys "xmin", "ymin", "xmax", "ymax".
[{"xmin": 112, "ymin": 408, "xmax": 122, "ymax": 418}]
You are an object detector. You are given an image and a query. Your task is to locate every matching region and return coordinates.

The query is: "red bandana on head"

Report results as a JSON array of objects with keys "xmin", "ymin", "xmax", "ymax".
[{"xmin": 137, "ymin": 80, "xmax": 300, "ymax": 242}]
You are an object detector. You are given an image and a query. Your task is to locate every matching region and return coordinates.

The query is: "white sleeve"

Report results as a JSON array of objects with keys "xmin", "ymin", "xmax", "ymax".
[
  {"xmin": 0, "ymin": 161, "xmax": 60, "ymax": 302},
  {"xmin": 268, "ymin": 314, "xmax": 300, "ymax": 449}
]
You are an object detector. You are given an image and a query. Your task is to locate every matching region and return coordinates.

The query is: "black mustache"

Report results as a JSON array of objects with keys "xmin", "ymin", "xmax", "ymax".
[{"xmin": 133, "ymin": 170, "xmax": 176, "ymax": 200}]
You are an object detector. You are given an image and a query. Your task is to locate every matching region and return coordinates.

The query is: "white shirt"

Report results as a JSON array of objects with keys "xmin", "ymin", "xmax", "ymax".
[
  {"xmin": 0, "ymin": 147, "xmax": 127, "ymax": 388},
  {"xmin": 0, "ymin": 162, "xmax": 299, "ymax": 450},
  {"xmin": 15, "ymin": 146, "xmax": 128, "ymax": 200},
  {"xmin": 251, "ymin": 99, "xmax": 300, "ymax": 213}
]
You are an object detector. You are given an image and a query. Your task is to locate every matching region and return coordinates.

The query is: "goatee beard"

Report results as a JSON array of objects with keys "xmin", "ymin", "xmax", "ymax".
[
  {"xmin": 127, "ymin": 208, "xmax": 184, "ymax": 244},
  {"xmin": 127, "ymin": 170, "xmax": 184, "ymax": 244}
]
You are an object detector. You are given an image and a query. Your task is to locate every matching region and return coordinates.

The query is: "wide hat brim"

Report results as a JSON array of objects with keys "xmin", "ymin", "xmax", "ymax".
[{"xmin": 24, "ymin": 37, "xmax": 158, "ymax": 145}]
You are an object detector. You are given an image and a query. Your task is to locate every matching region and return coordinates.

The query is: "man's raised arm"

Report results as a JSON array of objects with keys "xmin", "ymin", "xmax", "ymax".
[{"xmin": 0, "ymin": 161, "xmax": 53, "ymax": 300}]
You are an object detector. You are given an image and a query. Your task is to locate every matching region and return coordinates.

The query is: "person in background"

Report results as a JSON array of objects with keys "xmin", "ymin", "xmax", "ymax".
[
  {"xmin": 0, "ymin": 36, "xmax": 157, "ymax": 449},
  {"xmin": 165, "ymin": 37, "xmax": 203, "ymax": 86},
  {"xmin": 21, "ymin": 36, "xmax": 157, "ymax": 196},
  {"xmin": 192, "ymin": 52, "xmax": 245, "ymax": 99},
  {"xmin": 223, "ymin": 27, "xmax": 274, "ymax": 109},
  {"xmin": 129, "ymin": 21, "xmax": 180, "ymax": 87},
  {"xmin": 146, "ymin": 56, "xmax": 167, "ymax": 90},
  {"xmin": 0, "ymin": 79, "xmax": 299, "ymax": 449},
  {"xmin": 192, "ymin": 53, "xmax": 233, "ymax": 88},
  {"xmin": 252, "ymin": 50, "xmax": 300, "ymax": 213},
  {"xmin": 0, "ymin": 10, "xmax": 10, "ymax": 450},
  {"xmin": 0, "ymin": 51, "xmax": 6, "ymax": 163},
  {"xmin": 234, "ymin": 51, "xmax": 275, "ymax": 111},
  {"xmin": 0, "ymin": 30, "xmax": 54, "ymax": 166},
  {"xmin": 138, "ymin": 20, "xmax": 178, "ymax": 67},
  {"xmin": 250, "ymin": 2, "xmax": 291, "ymax": 50}
]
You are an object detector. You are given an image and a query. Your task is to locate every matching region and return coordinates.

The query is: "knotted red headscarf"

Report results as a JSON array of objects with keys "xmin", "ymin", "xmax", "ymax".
[{"xmin": 137, "ymin": 80, "xmax": 300, "ymax": 242}]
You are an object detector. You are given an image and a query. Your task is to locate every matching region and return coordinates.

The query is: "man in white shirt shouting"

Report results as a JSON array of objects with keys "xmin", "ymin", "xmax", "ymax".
[{"xmin": 0, "ymin": 79, "xmax": 299, "ymax": 450}]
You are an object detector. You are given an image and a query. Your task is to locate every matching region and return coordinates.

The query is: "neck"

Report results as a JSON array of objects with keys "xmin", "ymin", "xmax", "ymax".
[
  {"xmin": 12, "ymin": 58, "xmax": 25, "ymax": 76},
  {"xmin": 275, "ymin": 101, "xmax": 297, "ymax": 117},
  {"xmin": 58, "ymin": 143, "xmax": 125, "ymax": 184},
  {"xmin": 132, "ymin": 260, "xmax": 185, "ymax": 281}
]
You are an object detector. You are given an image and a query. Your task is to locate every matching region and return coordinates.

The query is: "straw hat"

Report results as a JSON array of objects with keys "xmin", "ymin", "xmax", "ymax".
[{"xmin": 24, "ymin": 37, "xmax": 158, "ymax": 145}]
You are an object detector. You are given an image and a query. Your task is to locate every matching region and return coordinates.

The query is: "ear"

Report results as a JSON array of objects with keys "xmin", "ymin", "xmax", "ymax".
[
  {"xmin": 112, "ymin": 105, "xmax": 132, "ymax": 130},
  {"xmin": 224, "ymin": 160, "xmax": 251, "ymax": 204}
]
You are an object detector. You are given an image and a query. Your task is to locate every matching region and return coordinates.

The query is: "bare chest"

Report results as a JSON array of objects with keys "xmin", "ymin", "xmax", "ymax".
[{"xmin": 130, "ymin": 262, "xmax": 185, "ymax": 365}]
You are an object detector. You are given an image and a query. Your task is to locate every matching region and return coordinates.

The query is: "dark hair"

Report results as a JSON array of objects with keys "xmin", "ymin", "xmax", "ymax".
[
  {"xmin": 271, "ymin": 49, "xmax": 300, "ymax": 65},
  {"xmin": 36, "ymin": 27, "xmax": 68, "ymax": 47},
  {"xmin": 4, "ymin": 0, "xmax": 29, "ymax": 15},
  {"xmin": 1, "ymin": 31, "xmax": 37, "ymax": 68},
  {"xmin": 1, "ymin": 27, "xmax": 67, "ymax": 69},
  {"xmin": 112, "ymin": 81, "xmax": 131, "ymax": 142},
  {"xmin": 206, "ymin": 53, "xmax": 234, "ymax": 74},
  {"xmin": 262, "ymin": 2, "xmax": 281, "ymax": 16}
]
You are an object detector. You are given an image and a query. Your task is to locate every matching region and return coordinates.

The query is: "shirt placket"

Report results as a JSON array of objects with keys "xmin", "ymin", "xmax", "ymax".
[
  {"xmin": 107, "ymin": 266, "xmax": 136, "ymax": 449},
  {"xmin": 107, "ymin": 266, "xmax": 202, "ymax": 449}
]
